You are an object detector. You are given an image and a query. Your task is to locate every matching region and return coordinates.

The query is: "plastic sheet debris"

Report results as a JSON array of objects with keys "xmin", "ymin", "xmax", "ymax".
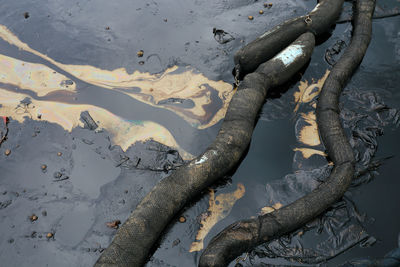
[{"xmin": 248, "ymin": 77, "xmax": 400, "ymax": 265}]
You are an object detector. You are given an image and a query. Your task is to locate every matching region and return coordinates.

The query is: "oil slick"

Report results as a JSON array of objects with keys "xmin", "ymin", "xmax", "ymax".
[
  {"xmin": 0, "ymin": 24, "xmax": 236, "ymax": 159},
  {"xmin": 189, "ymin": 183, "xmax": 245, "ymax": 252},
  {"xmin": 0, "ymin": 54, "xmax": 76, "ymax": 96},
  {"xmin": 293, "ymin": 71, "xmax": 330, "ymax": 160},
  {"xmin": 0, "ymin": 88, "xmax": 193, "ymax": 160},
  {"xmin": 298, "ymin": 111, "xmax": 321, "ymax": 147},
  {"xmin": 294, "ymin": 69, "xmax": 330, "ymax": 113},
  {"xmin": 0, "ymin": 24, "xmax": 234, "ymax": 129}
]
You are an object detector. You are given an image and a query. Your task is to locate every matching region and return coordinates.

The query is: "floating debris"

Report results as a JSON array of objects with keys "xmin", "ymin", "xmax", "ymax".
[
  {"xmin": 172, "ymin": 239, "xmax": 180, "ymax": 247},
  {"xmin": 213, "ymin": 28, "xmax": 235, "ymax": 44},
  {"xmin": 248, "ymin": 15, "xmax": 254, "ymax": 20},
  {"xmin": 23, "ymin": 12, "xmax": 29, "ymax": 19},
  {"xmin": 46, "ymin": 232, "xmax": 54, "ymax": 239},
  {"xmin": 259, "ymin": 10, "xmax": 264, "ymax": 15},
  {"xmin": 80, "ymin": 111, "xmax": 98, "ymax": 131},
  {"xmin": 4, "ymin": 149, "xmax": 11, "ymax": 156}
]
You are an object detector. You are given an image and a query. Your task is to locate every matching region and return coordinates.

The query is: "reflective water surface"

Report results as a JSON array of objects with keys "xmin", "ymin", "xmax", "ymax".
[{"xmin": 0, "ymin": 0, "xmax": 399, "ymax": 266}]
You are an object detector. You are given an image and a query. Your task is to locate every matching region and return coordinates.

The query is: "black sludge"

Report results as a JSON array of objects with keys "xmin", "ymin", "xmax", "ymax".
[
  {"xmin": 95, "ymin": 33, "xmax": 315, "ymax": 267},
  {"xmin": 199, "ymin": 0, "xmax": 376, "ymax": 266}
]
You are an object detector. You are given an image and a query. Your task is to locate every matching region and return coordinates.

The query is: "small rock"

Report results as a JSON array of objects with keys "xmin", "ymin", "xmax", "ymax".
[
  {"xmin": 105, "ymin": 26, "xmax": 110, "ymax": 30},
  {"xmin": 178, "ymin": 216, "xmax": 186, "ymax": 223},
  {"xmin": 53, "ymin": 172, "xmax": 62, "ymax": 179},
  {"xmin": 8, "ymin": 238, "xmax": 14, "ymax": 244},
  {"xmin": 42, "ymin": 210, "xmax": 47, "ymax": 216},
  {"xmin": 4, "ymin": 149, "xmax": 11, "ymax": 156},
  {"xmin": 29, "ymin": 214, "xmax": 38, "ymax": 222},
  {"xmin": 23, "ymin": 12, "xmax": 30, "ymax": 19},
  {"xmin": 137, "ymin": 50, "xmax": 144, "ymax": 57},
  {"xmin": 37, "ymin": 113, "xmax": 42, "ymax": 119},
  {"xmin": 138, "ymin": 61, "xmax": 145, "ymax": 65}
]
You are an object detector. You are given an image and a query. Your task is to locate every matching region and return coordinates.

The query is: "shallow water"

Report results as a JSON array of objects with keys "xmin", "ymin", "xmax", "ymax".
[{"xmin": 0, "ymin": 0, "xmax": 399, "ymax": 266}]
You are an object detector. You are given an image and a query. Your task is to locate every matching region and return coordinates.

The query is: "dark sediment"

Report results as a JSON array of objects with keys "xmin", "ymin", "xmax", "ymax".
[
  {"xmin": 95, "ymin": 33, "xmax": 316, "ymax": 267},
  {"xmin": 199, "ymin": 0, "xmax": 376, "ymax": 266}
]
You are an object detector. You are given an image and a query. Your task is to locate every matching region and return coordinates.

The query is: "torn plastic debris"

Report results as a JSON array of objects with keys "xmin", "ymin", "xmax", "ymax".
[
  {"xmin": 339, "ymin": 233, "xmax": 400, "ymax": 267},
  {"xmin": 246, "ymin": 167, "xmax": 372, "ymax": 265},
  {"xmin": 109, "ymin": 139, "xmax": 184, "ymax": 172}
]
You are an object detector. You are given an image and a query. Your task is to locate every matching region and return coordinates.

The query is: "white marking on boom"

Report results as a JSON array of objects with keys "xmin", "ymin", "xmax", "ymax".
[
  {"xmin": 274, "ymin": 44, "xmax": 304, "ymax": 66},
  {"xmin": 194, "ymin": 150, "xmax": 217, "ymax": 165},
  {"xmin": 195, "ymin": 154, "xmax": 208, "ymax": 165}
]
